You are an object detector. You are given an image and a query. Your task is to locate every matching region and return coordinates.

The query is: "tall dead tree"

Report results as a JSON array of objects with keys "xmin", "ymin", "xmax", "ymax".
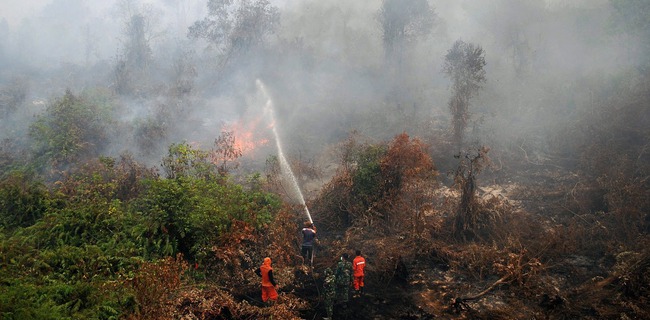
[
  {"xmin": 378, "ymin": 0, "xmax": 436, "ymax": 69},
  {"xmin": 453, "ymin": 146, "xmax": 490, "ymax": 241},
  {"xmin": 378, "ymin": 0, "xmax": 436, "ymax": 115},
  {"xmin": 443, "ymin": 40, "xmax": 486, "ymax": 151},
  {"xmin": 113, "ymin": 12, "xmax": 154, "ymax": 96},
  {"xmin": 188, "ymin": 0, "xmax": 280, "ymax": 70}
]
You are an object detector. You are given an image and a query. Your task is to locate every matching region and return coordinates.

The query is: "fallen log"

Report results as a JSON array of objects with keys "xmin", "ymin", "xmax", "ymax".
[{"xmin": 451, "ymin": 275, "xmax": 509, "ymax": 312}]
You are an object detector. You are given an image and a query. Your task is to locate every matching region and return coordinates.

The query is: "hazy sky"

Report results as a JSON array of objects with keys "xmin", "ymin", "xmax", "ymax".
[
  {"xmin": 0, "ymin": 0, "xmax": 637, "ymax": 174},
  {"xmin": 0, "ymin": 0, "xmax": 120, "ymax": 27},
  {"xmin": 0, "ymin": 0, "xmax": 609, "ymax": 25},
  {"xmin": 0, "ymin": 0, "xmax": 294, "ymax": 28},
  {"xmin": 0, "ymin": 0, "xmax": 50, "ymax": 26}
]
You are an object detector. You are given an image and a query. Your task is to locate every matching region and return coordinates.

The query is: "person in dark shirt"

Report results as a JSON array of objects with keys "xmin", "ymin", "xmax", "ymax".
[{"xmin": 301, "ymin": 221, "xmax": 317, "ymax": 265}]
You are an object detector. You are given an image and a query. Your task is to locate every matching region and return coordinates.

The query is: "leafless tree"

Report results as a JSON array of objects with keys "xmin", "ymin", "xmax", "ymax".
[{"xmin": 443, "ymin": 40, "xmax": 486, "ymax": 150}]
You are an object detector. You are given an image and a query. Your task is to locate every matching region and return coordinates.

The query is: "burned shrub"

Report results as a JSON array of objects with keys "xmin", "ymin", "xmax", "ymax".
[{"xmin": 313, "ymin": 132, "xmax": 438, "ymax": 236}]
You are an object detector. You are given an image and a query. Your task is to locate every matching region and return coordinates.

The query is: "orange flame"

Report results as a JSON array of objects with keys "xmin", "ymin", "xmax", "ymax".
[{"xmin": 222, "ymin": 115, "xmax": 270, "ymax": 157}]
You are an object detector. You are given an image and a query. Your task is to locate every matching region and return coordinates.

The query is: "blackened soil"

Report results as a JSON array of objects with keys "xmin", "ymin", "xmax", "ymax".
[{"xmin": 291, "ymin": 266, "xmax": 436, "ymax": 320}]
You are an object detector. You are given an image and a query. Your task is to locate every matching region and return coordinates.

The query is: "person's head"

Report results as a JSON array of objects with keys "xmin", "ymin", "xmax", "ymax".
[
  {"xmin": 324, "ymin": 268, "xmax": 333, "ymax": 277},
  {"xmin": 304, "ymin": 221, "xmax": 313, "ymax": 228},
  {"xmin": 342, "ymin": 253, "xmax": 349, "ymax": 260},
  {"xmin": 263, "ymin": 257, "xmax": 271, "ymax": 266},
  {"xmin": 356, "ymin": 250, "xmax": 361, "ymax": 256}
]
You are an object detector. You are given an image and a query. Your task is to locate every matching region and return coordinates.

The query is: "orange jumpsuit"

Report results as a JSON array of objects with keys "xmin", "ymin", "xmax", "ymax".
[
  {"xmin": 256, "ymin": 257, "xmax": 278, "ymax": 302},
  {"xmin": 352, "ymin": 255, "xmax": 366, "ymax": 291}
]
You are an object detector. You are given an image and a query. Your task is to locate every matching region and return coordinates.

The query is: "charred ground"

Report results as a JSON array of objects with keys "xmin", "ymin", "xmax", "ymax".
[
  {"xmin": 1, "ymin": 108, "xmax": 648, "ymax": 319},
  {"xmin": 163, "ymin": 123, "xmax": 649, "ymax": 319}
]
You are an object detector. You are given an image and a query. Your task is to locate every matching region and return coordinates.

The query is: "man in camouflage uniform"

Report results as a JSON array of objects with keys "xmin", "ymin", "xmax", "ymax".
[
  {"xmin": 323, "ymin": 268, "xmax": 336, "ymax": 320},
  {"xmin": 335, "ymin": 253, "xmax": 353, "ymax": 306}
]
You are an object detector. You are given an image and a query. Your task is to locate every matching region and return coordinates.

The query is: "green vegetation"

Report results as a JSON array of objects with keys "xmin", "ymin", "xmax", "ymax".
[
  {"xmin": 0, "ymin": 142, "xmax": 283, "ymax": 319},
  {"xmin": 29, "ymin": 89, "xmax": 115, "ymax": 172},
  {"xmin": 0, "ymin": 172, "xmax": 49, "ymax": 230}
]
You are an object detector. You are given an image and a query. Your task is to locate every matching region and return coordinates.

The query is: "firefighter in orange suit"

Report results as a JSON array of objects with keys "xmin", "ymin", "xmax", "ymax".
[
  {"xmin": 352, "ymin": 250, "xmax": 366, "ymax": 297},
  {"xmin": 255, "ymin": 257, "xmax": 278, "ymax": 304}
]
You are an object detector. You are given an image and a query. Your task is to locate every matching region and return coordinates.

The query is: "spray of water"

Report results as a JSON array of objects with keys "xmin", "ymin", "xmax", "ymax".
[{"xmin": 256, "ymin": 79, "xmax": 313, "ymax": 224}]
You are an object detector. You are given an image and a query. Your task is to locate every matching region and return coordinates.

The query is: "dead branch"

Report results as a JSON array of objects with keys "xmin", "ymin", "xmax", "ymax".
[
  {"xmin": 518, "ymin": 140, "xmax": 542, "ymax": 166},
  {"xmin": 459, "ymin": 274, "xmax": 509, "ymax": 302}
]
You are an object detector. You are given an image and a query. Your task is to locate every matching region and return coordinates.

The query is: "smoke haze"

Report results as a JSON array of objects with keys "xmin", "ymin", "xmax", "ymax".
[{"xmin": 0, "ymin": 0, "xmax": 646, "ymax": 177}]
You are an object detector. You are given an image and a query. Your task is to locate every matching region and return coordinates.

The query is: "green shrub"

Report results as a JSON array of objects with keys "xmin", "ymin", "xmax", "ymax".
[
  {"xmin": 135, "ymin": 176, "xmax": 279, "ymax": 261},
  {"xmin": 0, "ymin": 172, "xmax": 49, "ymax": 231},
  {"xmin": 29, "ymin": 89, "xmax": 114, "ymax": 172}
]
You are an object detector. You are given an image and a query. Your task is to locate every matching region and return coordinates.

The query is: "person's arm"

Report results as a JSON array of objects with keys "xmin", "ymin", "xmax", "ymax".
[
  {"xmin": 268, "ymin": 270, "xmax": 277, "ymax": 286},
  {"xmin": 255, "ymin": 268, "xmax": 261, "ymax": 277}
]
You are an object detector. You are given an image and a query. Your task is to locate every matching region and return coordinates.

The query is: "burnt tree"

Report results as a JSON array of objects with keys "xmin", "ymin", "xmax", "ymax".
[
  {"xmin": 443, "ymin": 40, "xmax": 486, "ymax": 151},
  {"xmin": 453, "ymin": 146, "xmax": 490, "ymax": 241}
]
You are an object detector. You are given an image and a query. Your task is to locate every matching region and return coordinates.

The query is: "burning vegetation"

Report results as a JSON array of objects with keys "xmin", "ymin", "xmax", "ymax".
[{"xmin": 1, "ymin": 0, "xmax": 650, "ymax": 319}]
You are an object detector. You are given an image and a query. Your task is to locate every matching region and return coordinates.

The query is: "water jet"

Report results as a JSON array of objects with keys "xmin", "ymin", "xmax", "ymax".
[{"xmin": 256, "ymin": 79, "xmax": 313, "ymax": 224}]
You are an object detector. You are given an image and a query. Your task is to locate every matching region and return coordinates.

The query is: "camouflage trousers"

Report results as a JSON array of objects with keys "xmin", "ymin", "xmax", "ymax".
[
  {"xmin": 324, "ymin": 288, "xmax": 335, "ymax": 318},
  {"xmin": 324, "ymin": 296, "xmax": 334, "ymax": 318},
  {"xmin": 336, "ymin": 284, "xmax": 350, "ymax": 303}
]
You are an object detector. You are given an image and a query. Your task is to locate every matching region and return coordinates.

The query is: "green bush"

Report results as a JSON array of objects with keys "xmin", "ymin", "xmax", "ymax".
[
  {"xmin": 0, "ymin": 283, "xmax": 63, "ymax": 320},
  {"xmin": 29, "ymin": 89, "xmax": 114, "ymax": 172},
  {"xmin": 135, "ymin": 176, "xmax": 279, "ymax": 261},
  {"xmin": 0, "ymin": 172, "xmax": 50, "ymax": 231},
  {"xmin": 351, "ymin": 144, "xmax": 387, "ymax": 207},
  {"xmin": 0, "ymin": 139, "xmax": 283, "ymax": 318}
]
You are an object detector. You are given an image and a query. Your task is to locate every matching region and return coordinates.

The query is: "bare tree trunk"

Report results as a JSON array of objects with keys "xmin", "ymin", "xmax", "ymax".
[{"xmin": 454, "ymin": 171, "xmax": 476, "ymax": 241}]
